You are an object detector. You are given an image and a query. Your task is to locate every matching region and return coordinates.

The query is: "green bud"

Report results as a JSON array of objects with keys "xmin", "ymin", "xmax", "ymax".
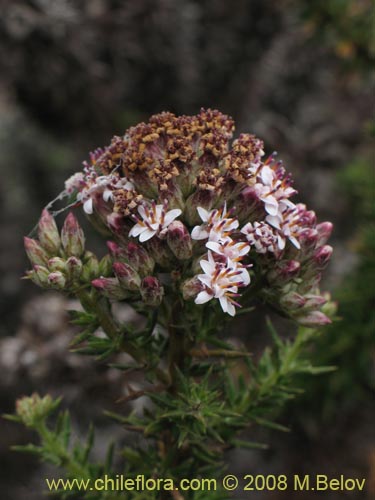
[
  {"xmin": 47, "ymin": 271, "xmax": 66, "ymax": 290},
  {"xmin": 66, "ymin": 256, "xmax": 83, "ymax": 281},
  {"xmin": 61, "ymin": 213, "xmax": 85, "ymax": 257},
  {"xmin": 113, "ymin": 262, "xmax": 141, "ymax": 291},
  {"xmin": 38, "ymin": 209, "xmax": 61, "ymax": 254},
  {"xmin": 81, "ymin": 251, "xmax": 100, "ymax": 281},
  {"xmin": 24, "ymin": 237, "xmax": 49, "ymax": 266},
  {"xmin": 92, "ymin": 277, "xmax": 130, "ymax": 300},
  {"xmin": 321, "ymin": 293, "xmax": 338, "ymax": 318},
  {"xmin": 30, "ymin": 265, "xmax": 50, "ymax": 287},
  {"xmin": 48, "ymin": 257, "xmax": 67, "ymax": 273},
  {"xmin": 181, "ymin": 276, "xmax": 202, "ymax": 300},
  {"xmin": 296, "ymin": 311, "xmax": 331, "ymax": 327},
  {"xmin": 15, "ymin": 393, "xmax": 60, "ymax": 428},
  {"xmin": 146, "ymin": 237, "xmax": 175, "ymax": 268},
  {"xmin": 99, "ymin": 254, "xmax": 113, "ymax": 276},
  {"xmin": 140, "ymin": 276, "xmax": 164, "ymax": 307},
  {"xmin": 167, "ymin": 221, "xmax": 193, "ymax": 260},
  {"xmin": 279, "ymin": 292, "xmax": 306, "ymax": 311}
]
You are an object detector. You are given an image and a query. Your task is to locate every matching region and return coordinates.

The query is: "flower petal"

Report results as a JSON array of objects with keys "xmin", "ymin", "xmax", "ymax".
[
  {"xmin": 200, "ymin": 258, "xmax": 215, "ymax": 275},
  {"xmin": 83, "ymin": 198, "xmax": 94, "ymax": 214},
  {"xmin": 163, "ymin": 209, "xmax": 182, "ymax": 227},
  {"xmin": 219, "ymin": 296, "xmax": 229, "ymax": 313},
  {"xmin": 195, "ymin": 290, "xmax": 213, "ymax": 304},
  {"xmin": 191, "ymin": 226, "xmax": 208, "ymax": 240},
  {"xmin": 197, "ymin": 206, "xmax": 210, "ymax": 222},
  {"xmin": 139, "ymin": 229, "xmax": 156, "ymax": 242},
  {"xmin": 129, "ymin": 224, "xmax": 145, "ymax": 238},
  {"xmin": 226, "ymin": 301, "xmax": 236, "ymax": 316},
  {"xmin": 206, "ymin": 241, "xmax": 222, "ymax": 254},
  {"xmin": 103, "ymin": 190, "xmax": 113, "ymax": 202},
  {"xmin": 138, "ymin": 204, "xmax": 147, "ymax": 220}
]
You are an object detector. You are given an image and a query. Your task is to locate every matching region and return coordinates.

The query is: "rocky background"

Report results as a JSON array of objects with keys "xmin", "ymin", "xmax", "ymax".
[{"xmin": 0, "ymin": 1, "xmax": 373, "ymax": 498}]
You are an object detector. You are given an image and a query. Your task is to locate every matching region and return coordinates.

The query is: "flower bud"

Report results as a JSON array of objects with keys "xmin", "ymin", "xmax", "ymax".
[
  {"xmin": 61, "ymin": 213, "xmax": 85, "ymax": 257},
  {"xmin": 113, "ymin": 262, "xmax": 141, "ymax": 291},
  {"xmin": 313, "ymin": 245, "xmax": 333, "ymax": 268},
  {"xmin": 279, "ymin": 292, "xmax": 306, "ymax": 311},
  {"xmin": 181, "ymin": 276, "xmax": 202, "ymax": 300},
  {"xmin": 298, "ymin": 271, "xmax": 322, "ymax": 294},
  {"xmin": 167, "ymin": 221, "xmax": 193, "ymax": 260},
  {"xmin": 321, "ymin": 293, "xmax": 338, "ymax": 318},
  {"xmin": 91, "ymin": 277, "xmax": 129, "ymax": 300},
  {"xmin": 297, "ymin": 311, "xmax": 331, "ymax": 327},
  {"xmin": 107, "ymin": 240, "xmax": 155, "ymax": 276},
  {"xmin": 47, "ymin": 271, "xmax": 66, "ymax": 290},
  {"xmin": 107, "ymin": 240, "xmax": 121, "ymax": 258},
  {"xmin": 126, "ymin": 242, "xmax": 155, "ymax": 275},
  {"xmin": 48, "ymin": 257, "xmax": 66, "ymax": 273},
  {"xmin": 38, "ymin": 209, "xmax": 61, "ymax": 254},
  {"xmin": 16, "ymin": 394, "xmax": 60, "ymax": 427},
  {"xmin": 140, "ymin": 276, "xmax": 164, "ymax": 306},
  {"xmin": 24, "ymin": 237, "xmax": 49, "ymax": 266},
  {"xmin": 302, "ymin": 210, "xmax": 317, "ymax": 227},
  {"xmin": 268, "ymin": 260, "xmax": 301, "ymax": 284},
  {"xmin": 298, "ymin": 229, "xmax": 319, "ymax": 253},
  {"xmin": 316, "ymin": 222, "xmax": 333, "ymax": 247},
  {"xmin": 81, "ymin": 251, "xmax": 99, "ymax": 281},
  {"xmin": 30, "ymin": 265, "xmax": 50, "ymax": 287},
  {"xmin": 146, "ymin": 237, "xmax": 175, "ymax": 268},
  {"xmin": 303, "ymin": 294, "xmax": 327, "ymax": 311},
  {"xmin": 99, "ymin": 254, "xmax": 113, "ymax": 276},
  {"xmin": 66, "ymin": 256, "xmax": 83, "ymax": 281}
]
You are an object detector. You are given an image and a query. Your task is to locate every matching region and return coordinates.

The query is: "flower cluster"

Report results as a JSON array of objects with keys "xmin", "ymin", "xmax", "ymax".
[
  {"xmin": 25, "ymin": 109, "xmax": 333, "ymax": 326},
  {"xmin": 191, "ymin": 205, "xmax": 250, "ymax": 316}
]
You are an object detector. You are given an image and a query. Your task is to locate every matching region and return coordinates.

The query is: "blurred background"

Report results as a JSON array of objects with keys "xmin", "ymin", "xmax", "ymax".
[{"xmin": 0, "ymin": 0, "xmax": 373, "ymax": 498}]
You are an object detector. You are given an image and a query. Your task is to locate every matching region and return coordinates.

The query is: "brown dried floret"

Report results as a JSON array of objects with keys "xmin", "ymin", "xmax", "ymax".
[
  {"xmin": 149, "ymin": 111, "xmax": 177, "ymax": 134},
  {"xmin": 96, "ymin": 136, "xmax": 128, "ymax": 175},
  {"xmin": 200, "ymin": 128, "xmax": 231, "ymax": 158},
  {"xmin": 223, "ymin": 133, "xmax": 264, "ymax": 183},
  {"xmin": 147, "ymin": 159, "xmax": 180, "ymax": 192},
  {"xmin": 113, "ymin": 189, "xmax": 143, "ymax": 217},
  {"xmin": 196, "ymin": 166, "xmax": 225, "ymax": 192},
  {"xmin": 197, "ymin": 108, "xmax": 235, "ymax": 139}
]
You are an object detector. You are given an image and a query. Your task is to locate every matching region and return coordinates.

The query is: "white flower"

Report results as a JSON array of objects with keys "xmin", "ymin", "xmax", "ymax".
[
  {"xmin": 194, "ymin": 251, "xmax": 250, "ymax": 316},
  {"xmin": 102, "ymin": 177, "xmax": 134, "ymax": 203},
  {"xmin": 227, "ymin": 259, "xmax": 251, "ymax": 287},
  {"xmin": 206, "ymin": 239, "xmax": 250, "ymax": 262},
  {"xmin": 241, "ymin": 221, "xmax": 283, "ymax": 253},
  {"xmin": 64, "ymin": 172, "xmax": 85, "ymax": 194},
  {"xmin": 253, "ymin": 163, "xmax": 296, "ymax": 217},
  {"xmin": 75, "ymin": 173, "xmax": 134, "ymax": 215},
  {"xmin": 191, "ymin": 204, "xmax": 239, "ymax": 242},
  {"xmin": 129, "ymin": 202, "xmax": 182, "ymax": 242},
  {"xmin": 266, "ymin": 206, "xmax": 302, "ymax": 249}
]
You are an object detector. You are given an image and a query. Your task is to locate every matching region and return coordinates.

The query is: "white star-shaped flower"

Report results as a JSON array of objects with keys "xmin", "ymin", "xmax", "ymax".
[
  {"xmin": 191, "ymin": 204, "xmax": 239, "ymax": 243},
  {"xmin": 129, "ymin": 202, "xmax": 182, "ymax": 242},
  {"xmin": 194, "ymin": 251, "xmax": 250, "ymax": 316}
]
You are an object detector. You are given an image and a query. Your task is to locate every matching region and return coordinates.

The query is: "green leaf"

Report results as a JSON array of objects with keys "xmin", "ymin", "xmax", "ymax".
[
  {"xmin": 230, "ymin": 439, "xmax": 269, "ymax": 450},
  {"xmin": 252, "ymin": 417, "xmax": 290, "ymax": 432}
]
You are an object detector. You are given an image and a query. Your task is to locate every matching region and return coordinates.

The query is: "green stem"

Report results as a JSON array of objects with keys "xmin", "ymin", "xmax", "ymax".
[
  {"xmin": 76, "ymin": 289, "xmax": 170, "ymax": 385},
  {"xmin": 167, "ymin": 299, "xmax": 187, "ymax": 391},
  {"xmin": 36, "ymin": 422, "xmax": 89, "ymax": 479}
]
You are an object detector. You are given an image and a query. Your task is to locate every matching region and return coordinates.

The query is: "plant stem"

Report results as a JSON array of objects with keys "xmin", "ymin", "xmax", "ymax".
[
  {"xmin": 167, "ymin": 299, "xmax": 187, "ymax": 392},
  {"xmin": 76, "ymin": 289, "xmax": 170, "ymax": 385}
]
